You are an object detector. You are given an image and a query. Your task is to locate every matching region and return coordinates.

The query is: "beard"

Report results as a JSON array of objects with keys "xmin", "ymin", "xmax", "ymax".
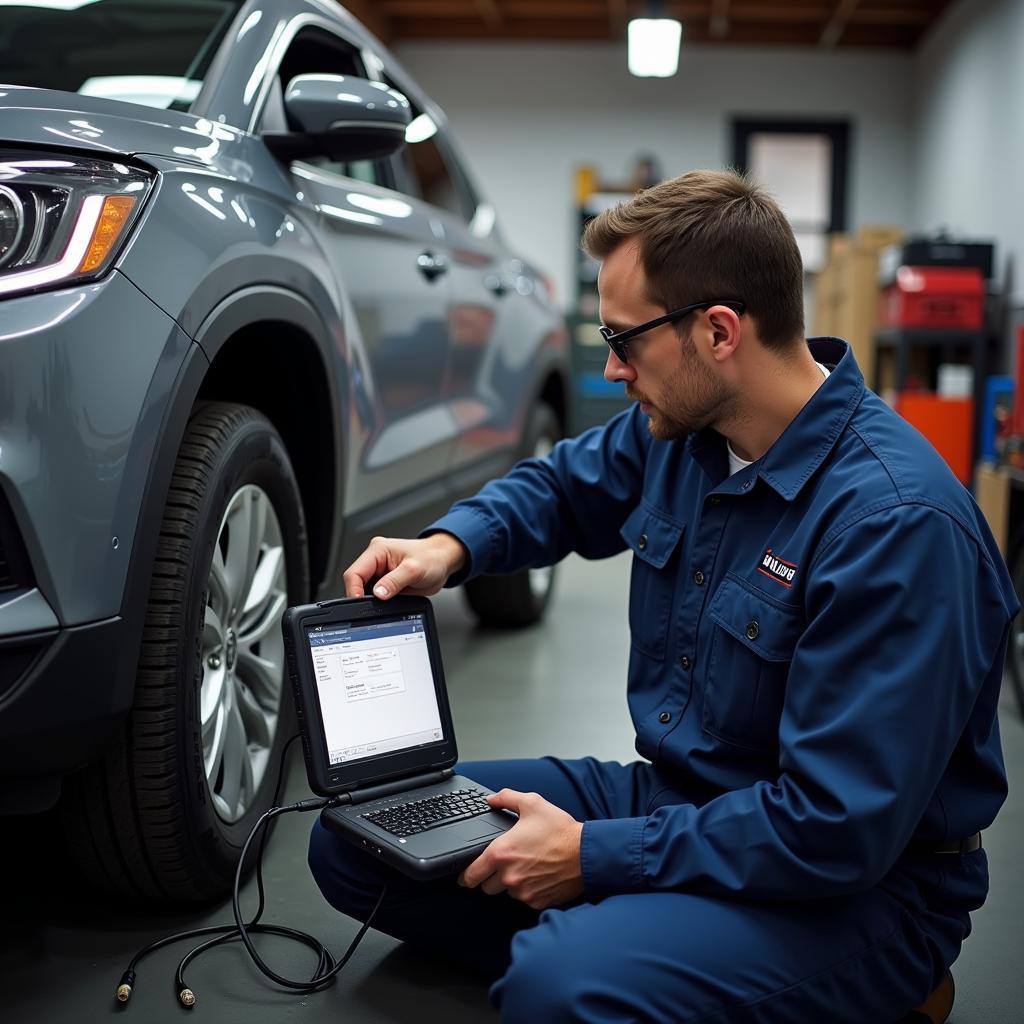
[{"xmin": 629, "ymin": 334, "xmax": 732, "ymax": 441}]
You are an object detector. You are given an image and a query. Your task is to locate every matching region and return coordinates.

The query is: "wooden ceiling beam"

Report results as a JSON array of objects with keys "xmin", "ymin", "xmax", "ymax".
[
  {"xmin": 339, "ymin": 0, "xmax": 393, "ymax": 43},
  {"xmin": 377, "ymin": 3, "xmax": 932, "ymax": 26},
  {"xmin": 370, "ymin": 1, "xmax": 941, "ymax": 47},
  {"xmin": 710, "ymin": 0, "xmax": 730, "ymax": 38},
  {"xmin": 379, "ymin": 1, "xmax": 481, "ymax": 15},
  {"xmin": 475, "ymin": 0, "xmax": 504, "ymax": 27},
  {"xmin": 392, "ymin": 19, "xmax": 914, "ymax": 46},
  {"xmin": 392, "ymin": 17, "xmax": 625, "ymax": 40},
  {"xmin": 820, "ymin": 0, "xmax": 862, "ymax": 47},
  {"xmin": 608, "ymin": 0, "xmax": 629, "ymax": 36},
  {"xmin": 851, "ymin": 9, "xmax": 931, "ymax": 25}
]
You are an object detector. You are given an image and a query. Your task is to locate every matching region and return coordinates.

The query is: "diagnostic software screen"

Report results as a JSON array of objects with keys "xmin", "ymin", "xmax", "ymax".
[{"xmin": 306, "ymin": 614, "xmax": 443, "ymax": 766}]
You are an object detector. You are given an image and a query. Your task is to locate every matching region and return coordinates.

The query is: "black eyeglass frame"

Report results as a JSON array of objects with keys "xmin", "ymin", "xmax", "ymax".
[{"xmin": 599, "ymin": 300, "xmax": 746, "ymax": 363}]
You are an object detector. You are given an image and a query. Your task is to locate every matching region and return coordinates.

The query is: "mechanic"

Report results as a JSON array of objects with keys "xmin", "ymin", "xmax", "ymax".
[{"xmin": 308, "ymin": 169, "xmax": 1017, "ymax": 1023}]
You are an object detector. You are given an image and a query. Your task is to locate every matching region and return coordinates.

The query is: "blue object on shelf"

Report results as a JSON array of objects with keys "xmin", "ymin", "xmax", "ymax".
[{"xmin": 981, "ymin": 376, "xmax": 1013, "ymax": 462}]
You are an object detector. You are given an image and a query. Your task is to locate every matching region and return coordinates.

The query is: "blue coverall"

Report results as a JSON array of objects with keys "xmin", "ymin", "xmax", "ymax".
[{"xmin": 309, "ymin": 338, "xmax": 1018, "ymax": 1022}]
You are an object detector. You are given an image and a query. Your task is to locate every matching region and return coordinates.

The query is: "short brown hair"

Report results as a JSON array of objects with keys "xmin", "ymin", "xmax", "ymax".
[{"xmin": 581, "ymin": 169, "xmax": 804, "ymax": 350}]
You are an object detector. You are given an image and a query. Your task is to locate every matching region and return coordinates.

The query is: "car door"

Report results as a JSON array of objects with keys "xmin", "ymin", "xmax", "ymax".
[
  {"xmin": 381, "ymin": 75, "xmax": 522, "ymax": 477},
  {"xmin": 270, "ymin": 28, "xmax": 456, "ymax": 514}
]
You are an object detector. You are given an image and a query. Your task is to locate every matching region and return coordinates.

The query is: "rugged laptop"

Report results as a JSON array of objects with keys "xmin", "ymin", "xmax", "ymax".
[{"xmin": 282, "ymin": 595, "xmax": 515, "ymax": 880}]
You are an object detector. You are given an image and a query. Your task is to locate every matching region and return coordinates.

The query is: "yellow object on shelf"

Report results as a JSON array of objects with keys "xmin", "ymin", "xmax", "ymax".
[{"xmin": 575, "ymin": 165, "xmax": 598, "ymax": 205}]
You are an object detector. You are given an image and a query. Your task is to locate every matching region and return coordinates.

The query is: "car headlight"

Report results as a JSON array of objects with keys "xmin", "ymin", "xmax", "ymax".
[{"xmin": 0, "ymin": 150, "xmax": 154, "ymax": 299}]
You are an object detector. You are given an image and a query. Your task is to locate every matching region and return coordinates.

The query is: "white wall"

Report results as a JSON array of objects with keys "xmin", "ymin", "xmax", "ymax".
[
  {"xmin": 913, "ymin": 0, "xmax": 1024, "ymax": 309},
  {"xmin": 394, "ymin": 42, "xmax": 916, "ymax": 310}
]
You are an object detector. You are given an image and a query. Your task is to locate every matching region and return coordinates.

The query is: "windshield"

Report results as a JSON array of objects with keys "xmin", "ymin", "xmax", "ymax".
[{"xmin": 0, "ymin": 0, "xmax": 242, "ymax": 111}]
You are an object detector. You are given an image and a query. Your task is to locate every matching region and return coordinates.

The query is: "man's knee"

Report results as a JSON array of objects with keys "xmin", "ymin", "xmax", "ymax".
[
  {"xmin": 494, "ymin": 909, "xmax": 629, "ymax": 1024},
  {"xmin": 307, "ymin": 820, "xmax": 383, "ymax": 919}
]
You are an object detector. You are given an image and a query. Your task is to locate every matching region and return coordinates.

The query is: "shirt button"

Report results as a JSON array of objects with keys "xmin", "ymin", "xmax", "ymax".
[
  {"xmin": 680, "ymin": 655, "xmax": 691, "ymax": 669},
  {"xmin": 658, "ymin": 711, "xmax": 671, "ymax": 724},
  {"xmin": 638, "ymin": 533, "xmax": 647, "ymax": 551},
  {"xmin": 693, "ymin": 569, "xmax": 705, "ymax": 586},
  {"xmin": 746, "ymin": 620, "xmax": 760, "ymax": 641},
  {"xmin": 740, "ymin": 480, "xmax": 752, "ymax": 491}
]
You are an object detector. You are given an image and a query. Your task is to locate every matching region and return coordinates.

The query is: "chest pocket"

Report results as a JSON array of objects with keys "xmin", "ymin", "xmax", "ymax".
[
  {"xmin": 621, "ymin": 504, "xmax": 684, "ymax": 660},
  {"xmin": 703, "ymin": 574, "xmax": 803, "ymax": 753}
]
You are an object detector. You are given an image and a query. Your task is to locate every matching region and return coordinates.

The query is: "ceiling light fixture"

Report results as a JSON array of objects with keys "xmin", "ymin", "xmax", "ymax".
[{"xmin": 627, "ymin": 3, "xmax": 682, "ymax": 78}]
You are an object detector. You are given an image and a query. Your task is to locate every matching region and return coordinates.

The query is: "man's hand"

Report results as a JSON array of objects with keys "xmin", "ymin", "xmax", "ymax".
[
  {"xmin": 458, "ymin": 790, "xmax": 584, "ymax": 911},
  {"xmin": 343, "ymin": 533, "xmax": 467, "ymax": 599}
]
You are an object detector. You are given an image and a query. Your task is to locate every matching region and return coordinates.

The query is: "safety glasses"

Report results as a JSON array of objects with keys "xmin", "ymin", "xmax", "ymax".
[{"xmin": 599, "ymin": 300, "xmax": 746, "ymax": 363}]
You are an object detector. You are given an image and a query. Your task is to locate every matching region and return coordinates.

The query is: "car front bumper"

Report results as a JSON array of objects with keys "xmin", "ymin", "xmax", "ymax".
[{"xmin": 0, "ymin": 270, "xmax": 194, "ymax": 808}]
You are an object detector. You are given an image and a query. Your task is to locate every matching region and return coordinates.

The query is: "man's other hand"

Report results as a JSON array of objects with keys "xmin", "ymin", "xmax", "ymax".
[
  {"xmin": 343, "ymin": 533, "xmax": 467, "ymax": 599},
  {"xmin": 458, "ymin": 790, "xmax": 584, "ymax": 911}
]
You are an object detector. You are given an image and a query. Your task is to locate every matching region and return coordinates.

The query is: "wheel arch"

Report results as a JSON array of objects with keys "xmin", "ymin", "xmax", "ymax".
[
  {"xmin": 193, "ymin": 288, "xmax": 346, "ymax": 598},
  {"xmin": 537, "ymin": 364, "xmax": 569, "ymax": 437},
  {"xmin": 529, "ymin": 326, "xmax": 571, "ymax": 438},
  {"xmin": 117, "ymin": 287, "xmax": 346, "ymax": 711}
]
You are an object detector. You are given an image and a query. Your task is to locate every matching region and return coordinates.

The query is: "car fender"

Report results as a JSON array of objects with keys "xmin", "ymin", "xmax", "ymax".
[{"xmin": 116, "ymin": 286, "xmax": 348, "ymax": 711}]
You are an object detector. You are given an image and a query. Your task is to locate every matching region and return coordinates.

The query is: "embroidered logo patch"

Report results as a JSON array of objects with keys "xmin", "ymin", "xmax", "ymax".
[{"xmin": 757, "ymin": 548, "xmax": 797, "ymax": 588}]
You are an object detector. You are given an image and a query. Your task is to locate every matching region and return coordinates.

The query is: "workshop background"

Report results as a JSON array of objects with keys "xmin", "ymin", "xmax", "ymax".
[{"xmin": 3, "ymin": 1, "xmax": 1024, "ymax": 1022}]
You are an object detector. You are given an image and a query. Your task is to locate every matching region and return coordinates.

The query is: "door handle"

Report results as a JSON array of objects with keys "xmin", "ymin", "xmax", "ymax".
[
  {"xmin": 417, "ymin": 251, "xmax": 449, "ymax": 281},
  {"xmin": 484, "ymin": 273, "xmax": 509, "ymax": 297}
]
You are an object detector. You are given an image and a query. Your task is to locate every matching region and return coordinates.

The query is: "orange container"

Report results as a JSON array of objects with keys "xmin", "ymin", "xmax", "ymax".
[{"xmin": 896, "ymin": 393, "xmax": 973, "ymax": 484}]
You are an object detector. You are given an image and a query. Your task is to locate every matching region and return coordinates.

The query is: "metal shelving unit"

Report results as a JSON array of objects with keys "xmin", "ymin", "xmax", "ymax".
[{"xmin": 873, "ymin": 326, "xmax": 995, "ymax": 469}]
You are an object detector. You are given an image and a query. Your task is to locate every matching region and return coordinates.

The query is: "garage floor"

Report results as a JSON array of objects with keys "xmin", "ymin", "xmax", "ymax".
[{"xmin": 2, "ymin": 551, "xmax": 1022, "ymax": 1023}]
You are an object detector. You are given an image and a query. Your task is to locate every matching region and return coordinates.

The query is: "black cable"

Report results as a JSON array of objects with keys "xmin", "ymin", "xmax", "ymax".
[{"xmin": 115, "ymin": 733, "xmax": 387, "ymax": 1008}]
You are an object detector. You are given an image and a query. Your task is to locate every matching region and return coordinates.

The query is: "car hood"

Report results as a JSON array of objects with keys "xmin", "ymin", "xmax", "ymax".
[{"xmin": 0, "ymin": 84, "xmax": 246, "ymax": 167}]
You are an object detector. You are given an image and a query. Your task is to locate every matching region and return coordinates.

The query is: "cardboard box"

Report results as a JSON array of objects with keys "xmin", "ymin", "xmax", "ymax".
[
  {"xmin": 974, "ymin": 462, "xmax": 1010, "ymax": 557},
  {"xmin": 834, "ymin": 249, "xmax": 883, "ymax": 382},
  {"xmin": 812, "ymin": 225, "xmax": 905, "ymax": 384},
  {"xmin": 828, "ymin": 233, "xmax": 852, "ymax": 261},
  {"xmin": 812, "ymin": 264, "xmax": 838, "ymax": 337},
  {"xmin": 855, "ymin": 225, "xmax": 905, "ymax": 252}
]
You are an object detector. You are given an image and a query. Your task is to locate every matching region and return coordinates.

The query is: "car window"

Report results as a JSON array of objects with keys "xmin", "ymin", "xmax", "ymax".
[
  {"xmin": 274, "ymin": 27, "xmax": 389, "ymax": 188},
  {"xmin": 0, "ymin": 0, "xmax": 242, "ymax": 111},
  {"xmin": 384, "ymin": 78, "xmax": 471, "ymax": 222}
]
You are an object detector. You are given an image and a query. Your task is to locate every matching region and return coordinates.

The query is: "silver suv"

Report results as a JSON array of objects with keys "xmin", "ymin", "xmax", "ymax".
[{"xmin": 0, "ymin": 0, "xmax": 568, "ymax": 901}]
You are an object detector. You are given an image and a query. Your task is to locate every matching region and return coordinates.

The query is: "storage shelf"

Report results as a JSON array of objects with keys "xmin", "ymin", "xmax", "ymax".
[
  {"xmin": 873, "ymin": 324, "xmax": 998, "ymax": 486},
  {"xmin": 875, "ymin": 327, "xmax": 985, "ymax": 348}
]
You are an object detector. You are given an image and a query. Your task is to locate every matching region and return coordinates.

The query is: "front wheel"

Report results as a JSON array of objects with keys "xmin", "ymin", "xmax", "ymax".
[
  {"xmin": 62, "ymin": 402, "xmax": 309, "ymax": 902},
  {"xmin": 462, "ymin": 403, "xmax": 561, "ymax": 628}
]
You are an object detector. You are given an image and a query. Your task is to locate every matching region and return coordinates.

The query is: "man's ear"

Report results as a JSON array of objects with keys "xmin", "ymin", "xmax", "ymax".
[{"xmin": 706, "ymin": 306, "xmax": 742, "ymax": 364}]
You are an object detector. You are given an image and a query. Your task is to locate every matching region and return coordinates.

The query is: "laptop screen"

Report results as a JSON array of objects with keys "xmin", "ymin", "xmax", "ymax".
[{"xmin": 305, "ymin": 612, "xmax": 445, "ymax": 768}]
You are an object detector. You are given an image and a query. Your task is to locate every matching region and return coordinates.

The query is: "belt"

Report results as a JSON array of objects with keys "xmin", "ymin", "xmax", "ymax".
[{"xmin": 909, "ymin": 831, "xmax": 982, "ymax": 855}]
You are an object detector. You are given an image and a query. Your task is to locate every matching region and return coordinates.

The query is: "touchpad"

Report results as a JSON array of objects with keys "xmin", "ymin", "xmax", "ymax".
[{"xmin": 454, "ymin": 820, "xmax": 505, "ymax": 841}]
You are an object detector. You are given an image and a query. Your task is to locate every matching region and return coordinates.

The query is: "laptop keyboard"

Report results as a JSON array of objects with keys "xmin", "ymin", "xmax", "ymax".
[{"xmin": 361, "ymin": 787, "xmax": 492, "ymax": 839}]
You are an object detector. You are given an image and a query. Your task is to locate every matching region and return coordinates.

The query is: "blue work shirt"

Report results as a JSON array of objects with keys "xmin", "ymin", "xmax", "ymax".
[{"xmin": 428, "ymin": 339, "xmax": 1018, "ymax": 903}]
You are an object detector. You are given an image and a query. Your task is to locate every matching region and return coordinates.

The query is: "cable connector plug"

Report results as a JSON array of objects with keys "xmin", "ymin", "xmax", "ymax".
[
  {"xmin": 179, "ymin": 987, "xmax": 196, "ymax": 1008},
  {"xmin": 115, "ymin": 969, "xmax": 136, "ymax": 1004},
  {"xmin": 288, "ymin": 797, "xmax": 334, "ymax": 812}
]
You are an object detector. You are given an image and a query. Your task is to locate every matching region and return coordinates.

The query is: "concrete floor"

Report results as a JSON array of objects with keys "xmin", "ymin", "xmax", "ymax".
[{"xmin": 2, "ymin": 551, "xmax": 1022, "ymax": 1023}]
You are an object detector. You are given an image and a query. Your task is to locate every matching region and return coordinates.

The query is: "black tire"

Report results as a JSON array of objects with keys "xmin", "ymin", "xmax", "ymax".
[
  {"xmin": 62, "ymin": 403, "xmax": 309, "ymax": 902},
  {"xmin": 1006, "ymin": 539, "xmax": 1024, "ymax": 719},
  {"xmin": 463, "ymin": 403, "xmax": 561, "ymax": 628}
]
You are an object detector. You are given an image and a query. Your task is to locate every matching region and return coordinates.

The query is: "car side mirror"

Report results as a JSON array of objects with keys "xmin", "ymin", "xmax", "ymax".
[{"xmin": 263, "ymin": 74, "xmax": 411, "ymax": 162}]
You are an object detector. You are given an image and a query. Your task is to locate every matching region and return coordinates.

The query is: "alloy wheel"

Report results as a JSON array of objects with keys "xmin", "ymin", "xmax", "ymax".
[{"xmin": 200, "ymin": 484, "xmax": 288, "ymax": 823}]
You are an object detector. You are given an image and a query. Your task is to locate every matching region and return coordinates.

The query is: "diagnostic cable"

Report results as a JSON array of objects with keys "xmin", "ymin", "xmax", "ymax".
[{"xmin": 115, "ymin": 735, "xmax": 386, "ymax": 1008}]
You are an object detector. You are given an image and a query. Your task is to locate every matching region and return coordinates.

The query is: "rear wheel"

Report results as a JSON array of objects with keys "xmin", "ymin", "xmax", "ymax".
[
  {"xmin": 463, "ymin": 403, "xmax": 561, "ymax": 628},
  {"xmin": 62, "ymin": 402, "xmax": 308, "ymax": 902}
]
